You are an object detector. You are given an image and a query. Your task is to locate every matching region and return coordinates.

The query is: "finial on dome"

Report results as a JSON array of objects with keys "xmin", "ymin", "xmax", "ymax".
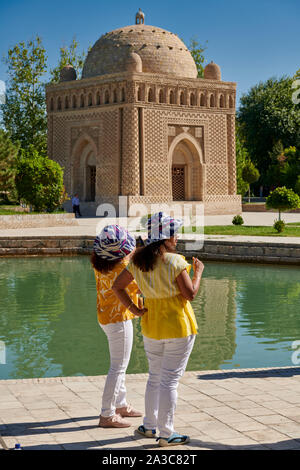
[{"xmin": 135, "ymin": 8, "xmax": 145, "ymax": 24}]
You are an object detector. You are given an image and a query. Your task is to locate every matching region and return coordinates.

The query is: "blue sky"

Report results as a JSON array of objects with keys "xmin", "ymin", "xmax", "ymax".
[{"xmin": 0, "ymin": 0, "xmax": 299, "ymax": 108}]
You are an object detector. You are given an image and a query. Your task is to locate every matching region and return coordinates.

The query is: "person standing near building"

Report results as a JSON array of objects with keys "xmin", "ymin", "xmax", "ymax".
[
  {"xmin": 72, "ymin": 193, "xmax": 82, "ymax": 217},
  {"xmin": 91, "ymin": 225, "xmax": 146, "ymax": 428},
  {"xmin": 113, "ymin": 212, "xmax": 204, "ymax": 447}
]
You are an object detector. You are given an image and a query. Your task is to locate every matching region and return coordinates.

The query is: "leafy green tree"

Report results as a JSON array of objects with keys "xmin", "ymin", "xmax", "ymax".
[
  {"xmin": 189, "ymin": 38, "xmax": 207, "ymax": 78},
  {"xmin": 242, "ymin": 160, "xmax": 260, "ymax": 202},
  {"xmin": 235, "ymin": 131, "xmax": 250, "ymax": 196},
  {"xmin": 0, "ymin": 130, "xmax": 19, "ymax": 201},
  {"xmin": 266, "ymin": 186, "xmax": 300, "ymax": 221},
  {"xmin": 15, "ymin": 146, "xmax": 67, "ymax": 212},
  {"xmin": 50, "ymin": 38, "xmax": 89, "ymax": 83},
  {"xmin": 266, "ymin": 143, "xmax": 300, "ymax": 191},
  {"xmin": 237, "ymin": 77, "xmax": 300, "ymax": 183},
  {"xmin": 1, "ymin": 36, "xmax": 48, "ymax": 155}
]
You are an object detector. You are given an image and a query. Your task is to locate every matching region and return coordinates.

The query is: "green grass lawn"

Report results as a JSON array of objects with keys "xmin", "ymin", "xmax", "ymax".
[
  {"xmin": 180, "ymin": 225, "xmax": 300, "ymax": 237},
  {"xmin": 0, "ymin": 205, "xmax": 65, "ymax": 216}
]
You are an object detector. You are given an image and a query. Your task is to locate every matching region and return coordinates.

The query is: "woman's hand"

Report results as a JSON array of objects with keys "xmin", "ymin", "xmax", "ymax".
[
  {"xmin": 193, "ymin": 257, "xmax": 204, "ymax": 276},
  {"xmin": 130, "ymin": 305, "xmax": 148, "ymax": 317}
]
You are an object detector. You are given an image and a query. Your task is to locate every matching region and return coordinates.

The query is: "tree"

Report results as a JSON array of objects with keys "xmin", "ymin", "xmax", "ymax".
[
  {"xmin": 0, "ymin": 130, "xmax": 19, "ymax": 201},
  {"xmin": 266, "ymin": 143, "xmax": 300, "ymax": 191},
  {"xmin": 242, "ymin": 160, "xmax": 260, "ymax": 202},
  {"xmin": 189, "ymin": 38, "xmax": 207, "ymax": 78},
  {"xmin": 266, "ymin": 186, "xmax": 300, "ymax": 221},
  {"xmin": 237, "ymin": 76, "xmax": 300, "ymax": 184},
  {"xmin": 235, "ymin": 130, "xmax": 250, "ymax": 196},
  {"xmin": 50, "ymin": 38, "xmax": 89, "ymax": 83},
  {"xmin": 1, "ymin": 36, "xmax": 48, "ymax": 155},
  {"xmin": 15, "ymin": 146, "xmax": 67, "ymax": 212}
]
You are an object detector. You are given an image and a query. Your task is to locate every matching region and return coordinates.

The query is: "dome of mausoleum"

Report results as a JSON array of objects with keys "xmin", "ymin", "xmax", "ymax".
[
  {"xmin": 60, "ymin": 65, "xmax": 77, "ymax": 82},
  {"xmin": 203, "ymin": 61, "xmax": 221, "ymax": 80},
  {"xmin": 82, "ymin": 24, "xmax": 197, "ymax": 79}
]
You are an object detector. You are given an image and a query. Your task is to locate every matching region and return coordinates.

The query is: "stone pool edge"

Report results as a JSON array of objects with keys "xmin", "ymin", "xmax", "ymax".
[{"xmin": 0, "ymin": 236, "xmax": 300, "ymax": 265}]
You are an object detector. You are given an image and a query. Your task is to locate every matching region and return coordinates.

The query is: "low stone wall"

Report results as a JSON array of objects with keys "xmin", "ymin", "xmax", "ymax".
[
  {"xmin": 242, "ymin": 203, "xmax": 300, "ymax": 213},
  {"xmin": 177, "ymin": 240, "xmax": 300, "ymax": 265},
  {"xmin": 0, "ymin": 236, "xmax": 299, "ymax": 265},
  {"xmin": 0, "ymin": 213, "xmax": 78, "ymax": 229}
]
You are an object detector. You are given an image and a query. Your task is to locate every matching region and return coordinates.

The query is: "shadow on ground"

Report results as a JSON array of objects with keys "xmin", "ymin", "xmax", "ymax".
[{"xmin": 197, "ymin": 366, "xmax": 300, "ymax": 380}]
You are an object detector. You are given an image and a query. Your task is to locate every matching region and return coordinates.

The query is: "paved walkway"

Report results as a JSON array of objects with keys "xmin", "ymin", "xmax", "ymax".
[
  {"xmin": 1, "ymin": 367, "xmax": 300, "ymax": 450},
  {"xmin": 0, "ymin": 212, "xmax": 300, "ymax": 245}
]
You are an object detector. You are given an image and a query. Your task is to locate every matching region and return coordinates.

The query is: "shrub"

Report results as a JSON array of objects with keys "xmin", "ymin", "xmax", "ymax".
[
  {"xmin": 232, "ymin": 215, "xmax": 244, "ymax": 225},
  {"xmin": 273, "ymin": 219, "xmax": 285, "ymax": 233},
  {"xmin": 15, "ymin": 146, "xmax": 68, "ymax": 212}
]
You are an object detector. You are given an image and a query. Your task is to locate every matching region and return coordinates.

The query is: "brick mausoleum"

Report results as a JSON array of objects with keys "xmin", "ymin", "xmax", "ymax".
[{"xmin": 46, "ymin": 10, "xmax": 241, "ymax": 216}]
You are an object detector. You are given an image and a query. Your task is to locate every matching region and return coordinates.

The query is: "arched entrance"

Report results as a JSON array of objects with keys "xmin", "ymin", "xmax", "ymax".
[
  {"xmin": 168, "ymin": 134, "xmax": 204, "ymax": 201},
  {"xmin": 72, "ymin": 135, "xmax": 97, "ymax": 202}
]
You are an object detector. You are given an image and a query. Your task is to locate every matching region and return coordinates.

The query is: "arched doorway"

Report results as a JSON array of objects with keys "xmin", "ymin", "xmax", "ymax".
[
  {"xmin": 169, "ymin": 135, "xmax": 203, "ymax": 201},
  {"xmin": 72, "ymin": 135, "xmax": 97, "ymax": 202}
]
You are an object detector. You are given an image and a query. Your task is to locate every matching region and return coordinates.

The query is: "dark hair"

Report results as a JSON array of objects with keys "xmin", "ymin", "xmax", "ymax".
[
  {"xmin": 91, "ymin": 251, "xmax": 122, "ymax": 274},
  {"xmin": 132, "ymin": 240, "xmax": 166, "ymax": 272}
]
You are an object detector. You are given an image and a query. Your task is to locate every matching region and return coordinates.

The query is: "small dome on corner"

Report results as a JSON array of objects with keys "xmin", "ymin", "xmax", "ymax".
[
  {"xmin": 204, "ymin": 61, "xmax": 221, "ymax": 80},
  {"xmin": 126, "ymin": 52, "xmax": 142, "ymax": 73},
  {"xmin": 60, "ymin": 65, "xmax": 77, "ymax": 82}
]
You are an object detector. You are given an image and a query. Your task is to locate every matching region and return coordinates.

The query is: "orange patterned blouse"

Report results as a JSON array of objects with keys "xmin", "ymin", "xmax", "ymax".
[{"xmin": 94, "ymin": 259, "xmax": 139, "ymax": 325}]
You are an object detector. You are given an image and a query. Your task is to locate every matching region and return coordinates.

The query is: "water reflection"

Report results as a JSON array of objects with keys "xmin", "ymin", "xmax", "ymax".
[{"xmin": 0, "ymin": 257, "xmax": 300, "ymax": 380}]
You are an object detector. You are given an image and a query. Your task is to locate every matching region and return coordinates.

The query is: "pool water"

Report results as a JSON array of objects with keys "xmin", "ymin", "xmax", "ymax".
[{"xmin": 0, "ymin": 256, "xmax": 299, "ymax": 380}]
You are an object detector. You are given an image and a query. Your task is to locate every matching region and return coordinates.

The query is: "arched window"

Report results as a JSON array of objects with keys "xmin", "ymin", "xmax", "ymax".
[
  {"xmin": 190, "ymin": 93, "xmax": 195, "ymax": 106},
  {"xmin": 121, "ymin": 88, "xmax": 126, "ymax": 102},
  {"xmin": 113, "ymin": 89, "xmax": 117, "ymax": 103},
  {"xmin": 219, "ymin": 94, "xmax": 224, "ymax": 108},
  {"xmin": 104, "ymin": 90, "xmax": 110, "ymax": 104},
  {"xmin": 72, "ymin": 95, "xmax": 77, "ymax": 109},
  {"xmin": 57, "ymin": 97, "xmax": 62, "ymax": 111},
  {"xmin": 80, "ymin": 94, "xmax": 84, "ymax": 108},
  {"xmin": 200, "ymin": 93, "xmax": 205, "ymax": 106},
  {"xmin": 159, "ymin": 89, "xmax": 164, "ymax": 103},
  {"xmin": 50, "ymin": 98, "xmax": 54, "ymax": 111},
  {"xmin": 229, "ymin": 95, "xmax": 234, "ymax": 108},
  {"xmin": 96, "ymin": 91, "xmax": 101, "ymax": 105},
  {"xmin": 148, "ymin": 88, "xmax": 154, "ymax": 102},
  {"xmin": 169, "ymin": 90, "xmax": 174, "ymax": 104},
  {"xmin": 180, "ymin": 91, "xmax": 185, "ymax": 105},
  {"xmin": 209, "ymin": 94, "xmax": 215, "ymax": 107},
  {"xmin": 65, "ymin": 96, "xmax": 69, "ymax": 109},
  {"xmin": 137, "ymin": 87, "xmax": 142, "ymax": 101},
  {"xmin": 88, "ymin": 93, "xmax": 93, "ymax": 106}
]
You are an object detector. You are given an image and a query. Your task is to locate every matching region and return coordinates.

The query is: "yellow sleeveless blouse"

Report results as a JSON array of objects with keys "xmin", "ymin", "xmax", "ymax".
[{"xmin": 126, "ymin": 253, "xmax": 198, "ymax": 340}]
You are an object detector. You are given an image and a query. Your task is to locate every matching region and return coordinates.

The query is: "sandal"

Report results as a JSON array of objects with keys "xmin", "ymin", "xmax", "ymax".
[
  {"xmin": 157, "ymin": 432, "xmax": 190, "ymax": 447},
  {"xmin": 136, "ymin": 425, "xmax": 157, "ymax": 438}
]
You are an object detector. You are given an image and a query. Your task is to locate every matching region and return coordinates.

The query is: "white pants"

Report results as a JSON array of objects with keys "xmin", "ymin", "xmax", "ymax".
[
  {"xmin": 99, "ymin": 320, "xmax": 133, "ymax": 417},
  {"xmin": 143, "ymin": 334, "xmax": 196, "ymax": 438}
]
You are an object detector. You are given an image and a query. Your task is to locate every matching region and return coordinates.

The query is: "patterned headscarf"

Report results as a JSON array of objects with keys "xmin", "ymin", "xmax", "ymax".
[
  {"xmin": 94, "ymin": 225, "xmax": 136, "ymax": 261},
  {"xmin": 145, "ymin": 212, "xmax": 183, "ymax": 246}
]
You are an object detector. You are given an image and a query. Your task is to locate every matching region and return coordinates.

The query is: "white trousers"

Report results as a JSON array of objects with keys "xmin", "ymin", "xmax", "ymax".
[
  {"xmin": 143, "ymin": 334, "xmax": 196, "ymax": 438},
  {"xmin": 99, "ymin": 320, "xmax": 133, "ymax": 417}
]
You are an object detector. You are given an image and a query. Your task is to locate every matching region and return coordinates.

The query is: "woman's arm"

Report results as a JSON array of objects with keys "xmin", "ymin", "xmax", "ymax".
[
  {"xmin": 176, "ymin": 257, "xmax": 204, "ymax": 301},
  {"xmin": 112, "ymin": 269, "xmax": 147, "ymax": 317}
]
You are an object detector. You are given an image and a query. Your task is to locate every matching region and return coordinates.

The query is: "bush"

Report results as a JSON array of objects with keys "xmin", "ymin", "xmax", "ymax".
[
  {"xmin": 15, "ymin": 146, "xmax": 68, "ymax": 212},
  {"xmin": 232, "ymin": 215, "xmax": 244, "ymax": 225},
  {"xmin": 273, "ymin": 219, "xmax": 285, "ymax": 233}
]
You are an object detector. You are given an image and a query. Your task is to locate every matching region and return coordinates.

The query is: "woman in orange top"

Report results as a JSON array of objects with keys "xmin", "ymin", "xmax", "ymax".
[{"xmin": 91, "ymin": 225, "xmax": 146, "ymax": 428}]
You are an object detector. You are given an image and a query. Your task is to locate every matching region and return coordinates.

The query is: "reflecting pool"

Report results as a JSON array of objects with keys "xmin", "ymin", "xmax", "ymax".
[{"xmin": 0, "ymin": 256, "xmax": 299, "ymax": 380}]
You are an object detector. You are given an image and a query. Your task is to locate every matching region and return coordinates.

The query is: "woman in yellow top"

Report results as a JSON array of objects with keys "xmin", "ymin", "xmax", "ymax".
[
  {"xmin": 113, "ymin": 213, "xmax": 204, "ymax": 447},
  {"xmin": 91, "ymin": 225, "xmax": 146, "ymax": 428}
]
